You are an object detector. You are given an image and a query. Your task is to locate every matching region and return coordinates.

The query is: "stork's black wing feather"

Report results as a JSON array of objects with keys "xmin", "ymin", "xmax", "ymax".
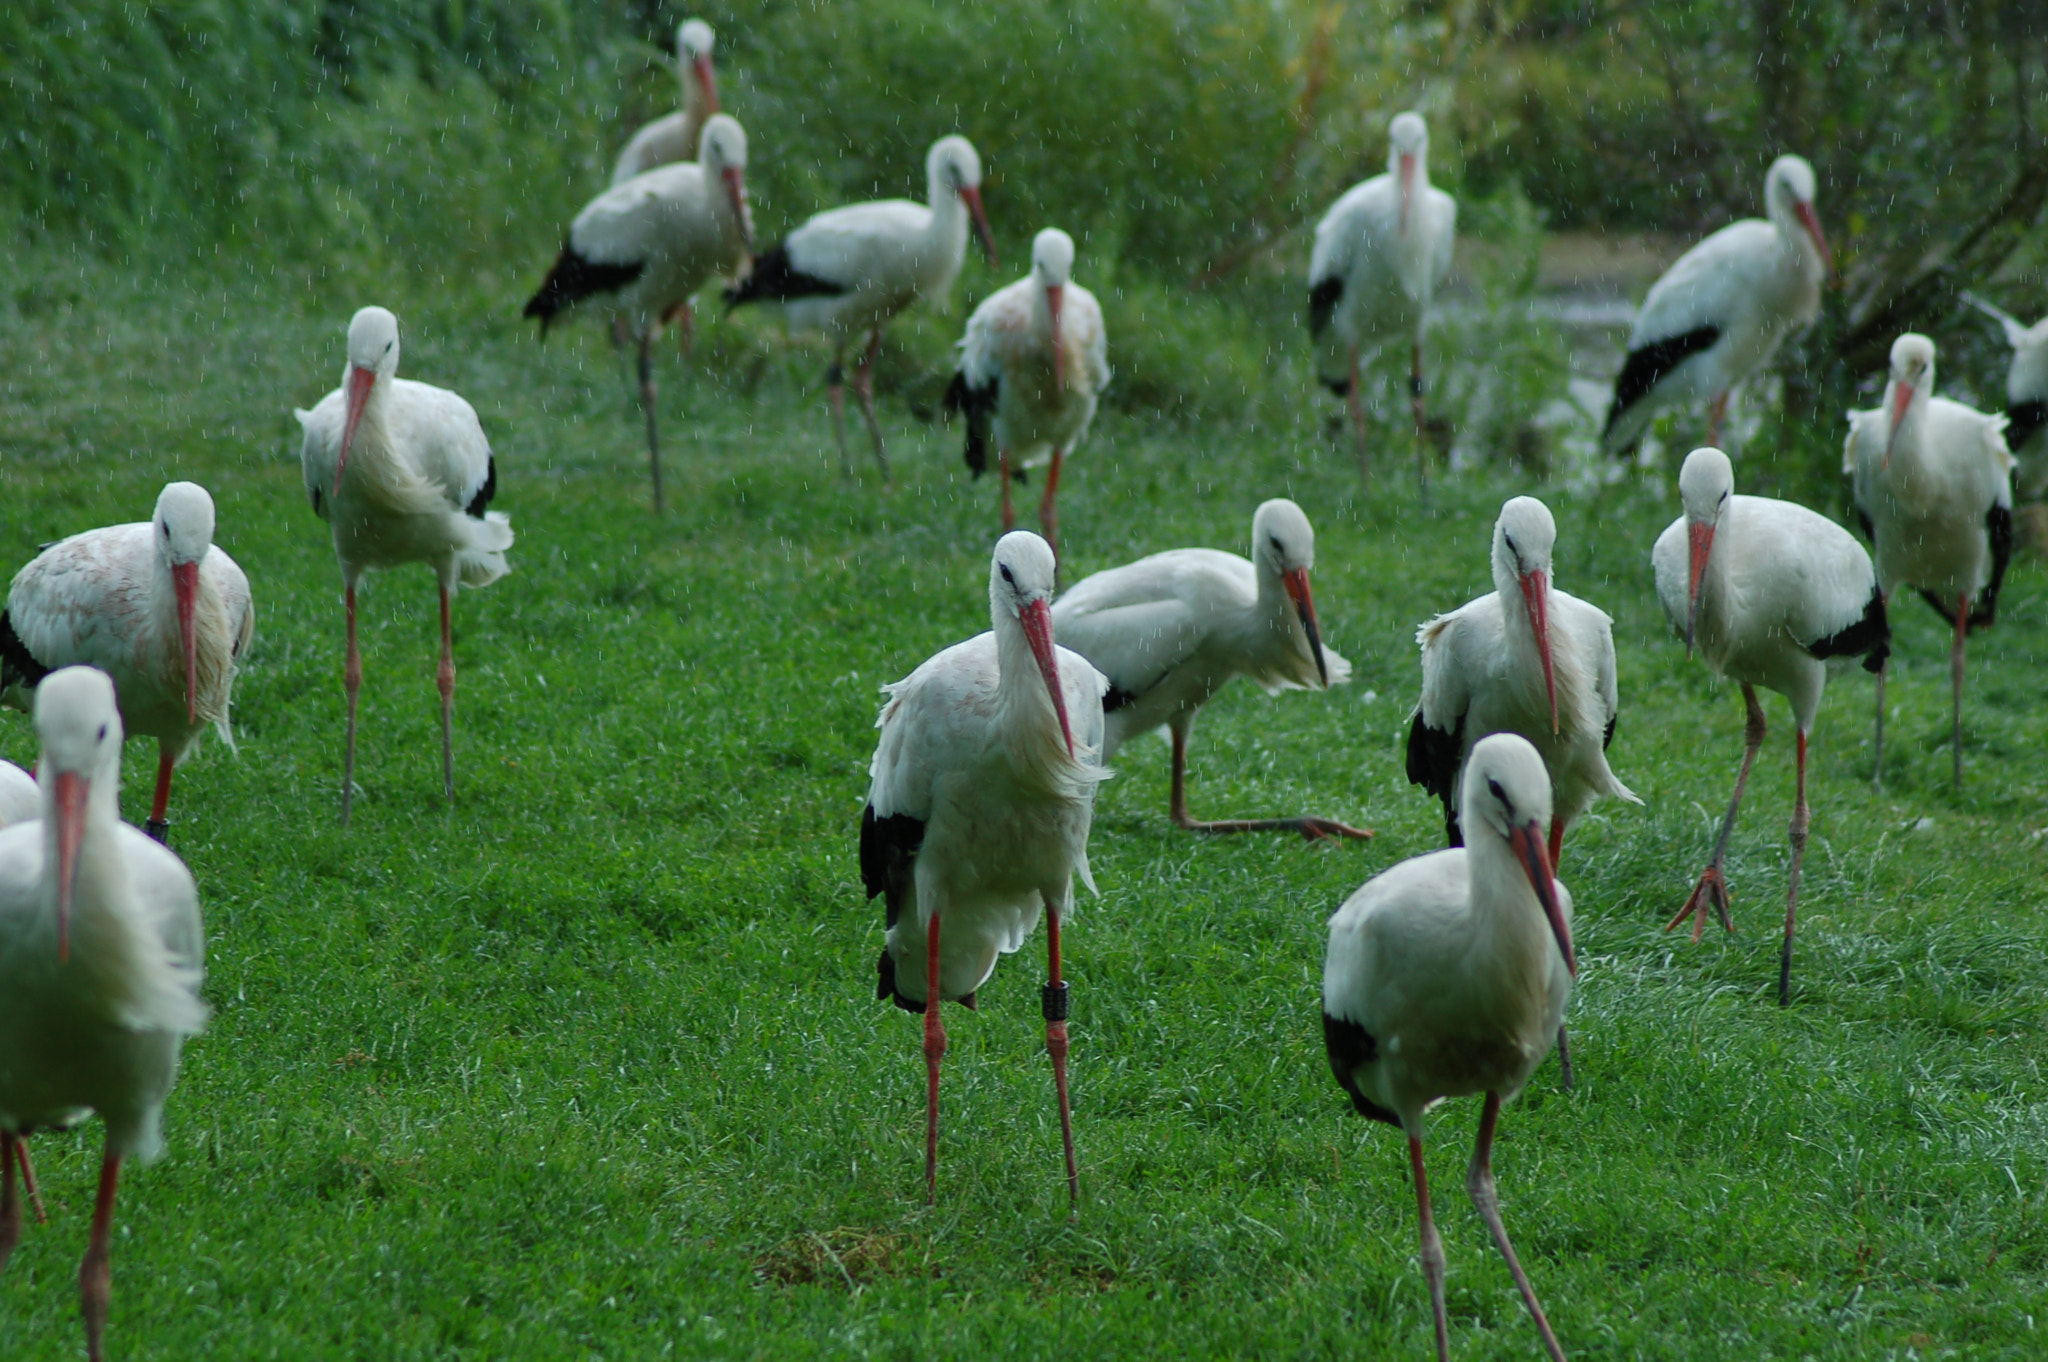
[
  {"xmin": 1323, "ymin": 1012, "xmax": 1401, "ymax": 1127},
  {"xmin": 943, "ymin": 368, "xmax": 999, "ymax": 477},
  {"xmin": 523, "ymin": 245, "xmax": 644, "ymax": 334},
  {"xmin": 0, "ymin": 612, "xmax": 51, "ymax": 694},
  {"xmin": 1805, "ymin": 584, "xmax": 1891, "ymax": 673},
  {"xmin": 464, "ymin": 456, "xmax": 498, "ymax": 519},
  {"xmin": 2006, "ymin": 399, "xmax": 2047, "ymax": 453},
  {"xmin": 1307, "ymin": 276, "xmax": 1343, "ymax": 338},
  {"xmin": 1603, "ymin": 325, "xmax": 1720, "ymax": 443},
  {"xmin": 1972, "ymin": 502, "xmax": 2014, "ymax": 629},
  {"xmin": 724, "ymin": 241, "xmax": 845, "ymax": 309},
  {"xmin": 862, "ymin": 805, "xmax": 929, "ymax": 1013},
  {"xmin": 1405, "ymin": 708, "xmax": 1466, "ymax": 847}
]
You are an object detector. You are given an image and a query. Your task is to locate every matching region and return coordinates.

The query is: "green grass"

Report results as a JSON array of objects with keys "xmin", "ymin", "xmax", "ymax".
[{"xmin": 2, "ymin": 257, "xmax": 2047, "ymax": 1362}]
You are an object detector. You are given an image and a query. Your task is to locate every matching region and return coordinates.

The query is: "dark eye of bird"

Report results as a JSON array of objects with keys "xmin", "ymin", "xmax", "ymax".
[
  {"xmin": 999, "ymin": 564, "xmax": 1015, "ymax": 586},
  {"xmin": 1502, "ymin": 532, "xmax": 1517, "ymax": 557},
  {"xmin": 97, "ymin": 724, "xmax": 108, "ymax": 741},
  {"xmin": 1487, "ymin": 776, "xmax": 1507, "ymax": 807},
  {"xmin": 1269, "ymin": 535, "xmax": 1283, "ymax": 555}
]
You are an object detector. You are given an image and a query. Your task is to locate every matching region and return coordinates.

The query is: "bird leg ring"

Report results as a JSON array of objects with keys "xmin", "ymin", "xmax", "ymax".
[{"xmin": 145, "ymin": 747, "xmax": 175, "ymax": 845}]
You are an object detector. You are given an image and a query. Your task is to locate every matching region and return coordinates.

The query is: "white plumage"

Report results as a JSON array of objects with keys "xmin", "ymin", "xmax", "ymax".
[
  {"xmin": 1323, "ymin": 733, "xmax": 1575, "ymax": 1362},
  {"xmin": 1845, "ymin": 332, "xmax": 2014, "ymax": 789},
  {"xmin": 1309, "ymin": 111, "xmax": 1457, "ymax": 478},
  {"xmin": 1653, "ymin": 447, "xmax": 1889, "ymax": 1003},
  {"xmin": 1964, "ymin": 292, "xmax": 2048, "ymax": 490},
  {"xmin": 0, "ymin": 761, "xmax": 34, "ymax": 827},
  {"xmin": 1407, "ymin": 496, "xmax": 1637, "ymax": 868},
  {"xmin": 946, "ymin": 228, "xmax": 1108, "ymax": 556},
  {"xmin": 610, "ymin": 19, "xmax": 719, "ymax": 187},
  {"xmin": 728, "ymin": 135, "xmax": 997, "ymax": 478},
  {"xmin": 860, "ymin": 532, "xmax": 1108, "ymax": 1206},
  {"xmin": 0, "ymin": 667, "xmax": 207, "ymax": 1362},
  {"xmin": 1604, "ymin": 155, "xmax": 1830, "ymax": 455},
  {"xmin": 1052, "ymin": 498, "xmax": 1369, "ymax": 840},
  {"xmin": 1, "ymin": 482, "xmax": 254, "ymax": 843},
  {"xmin": 297, "ymin": 305, "xmax": 514, "ymax": 825}
]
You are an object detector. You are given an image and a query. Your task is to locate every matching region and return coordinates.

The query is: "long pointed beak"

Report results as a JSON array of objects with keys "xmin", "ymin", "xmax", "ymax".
[
  {"xmin": 1794, "ymin": 200, "xmax": 1832, "ymax": 281},
  {"xmin": 1046, "ymin": 283, "xmax": 1065, "ymax": 390},
  {"xmin": 52, "ymin": 769, "xmax": 87, "ymax": 963},
  {"xmin": 722, "ymin": 165, "xmax": 754, "ymax": 255},
  {"xmin": 1685, "ymin": 522, "xmax": 1714, "ymax": 658},
  {"xmin": 1019, "ymin": 598, "xmax": 1075, "ymax": 758},
  {"xmin": 1883, "ymin": 381, "xmax": 1914, "ymax": 470},
  {"xmin": 1508, "ymin": 819, "xmax": 1576, "ymax": 977},
  {"xmin": 173, "ymin": 560, "xmax": 200, "ymax": 724},
  {"xmin": 1281, "ymin": 566, "xmax": 1329, "ymax": 687},
  {"xmin": 693, "ymin": 54, "xmax": 719, "ymax": 115},
  {"xmin": 1517, "ymin": 568, "xmax": 1557, "ymax": 733},
  {"xmin": 1398, "ymin": 154, "xmax": 1415, "ymax": 237},
  {"xmin": 959, "ymin": 185, "xmax": 998, "ymax": 270},
  {"xmin": 337, "ymin": 363, "xmax": 376, "ymax": 497}
]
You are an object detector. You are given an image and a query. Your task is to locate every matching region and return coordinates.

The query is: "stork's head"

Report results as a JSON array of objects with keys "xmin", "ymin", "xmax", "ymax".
[
  {"xmin": 1461, "ymin": 733, "xmax": 1575, "ymax": 977},
  {"xmin": 1251, "ymin": 498, "xmax": 1332, "ymax": 688},
  {"xmin": 336, "ymin": 305, "xmax": 401, "ymax": 496},
  {"xmin": 699, "ymin": 114, "xmax": 754, "ymax": 254},
  {"xmin": 1492, "ymin": 496, "xmax": 1559, "ymax": 733},
  {"xmin": 677, "ymin": 19, "xmax": 718, "ymax": 114},
  {"xmin": 1032, "ymin": 228, "xmax": 1075, "ymax": 387},
  {"xmin": 931, "ymin": 135, "xmax": 997, "ymax": 270},
  {"xmin": 1676, "ymin": 446, "xmax": 1735, "ymax": 655},
  {"xmin": 152, "ymin": 481, "xmax": 216, "ymax": 725},
  {"xmin": 33, "ymin": 666, "xmax": 123, "ymax": 963},
  {"xmin": 1765, "ymin": 153, "xmax": 1830, "ymax": 278},
  {"xmin": 990, "ymin": 531, "xmax": 1074, "ymax": 757},
  {"xmin": 1387, "ymin": 111, "xmax": 1429, "ymax": 236},
  {"xmin": 1882, "ymin": 332, "xmax": 1936, "ymax": 469}
]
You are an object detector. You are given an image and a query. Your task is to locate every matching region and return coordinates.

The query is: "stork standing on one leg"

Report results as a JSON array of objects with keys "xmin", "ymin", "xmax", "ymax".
[
  {"xmin": 1844, "ymin": 334, "xmax": 2013, "ymax": 789},
  {"xmin": 296, "ymin": 306, "xmax": 514, "ymax": 826},
  {"xmin": 1308, "ymin": 111, "xmax": 1456, "ymax": 485},
  {"xmin": 1324, "ymin": 733, "xmax": 1576, "ymax": 1362},
  {"xmin": 861, "ymin": 532, "xmax": 1109, "ymax": 1208},
  {"xmin": 1, "ymin": 482, "xmax": 253, "ymax": 843},
  {"xmin": 945, "ymin": 228, "xmax": 1108, "ymax": 560},
  {"xmin": 1656, "ymin": 447, "xmax": 1889, "ymax": 1005},
  {"xmin": 727, "ymin": 135, "xmax": 997, "ymax": 481}
]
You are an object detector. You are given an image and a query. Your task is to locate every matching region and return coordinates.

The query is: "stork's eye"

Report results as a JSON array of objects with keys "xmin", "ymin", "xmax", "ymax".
[
  {"xmin": 1268, "ymin": 535, "xmax": 1284, "ymax": 555},
  {"xmin": 1486, "ymin": 777, "xmax": 1507, "ymax": 808},
  {"xmin": 999, "ymin": 563, "xmax": 1016, "ymax": 586},
  {"xmin": 96, "ymin": 724, "xmax": 108, "ymax": 742},
  {"xmin": 1502, "ymin": 532, "xmax": 1518, "ymax": 557}
]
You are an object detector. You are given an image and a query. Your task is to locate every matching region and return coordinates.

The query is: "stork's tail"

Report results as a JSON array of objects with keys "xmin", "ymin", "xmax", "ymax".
[{"xmin": 454, "ymin": 510, "xmax": 515, "ymax": 588}]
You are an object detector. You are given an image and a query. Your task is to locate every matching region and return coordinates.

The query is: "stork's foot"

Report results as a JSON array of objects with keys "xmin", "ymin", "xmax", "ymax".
[
  {"xmin": 1174, "ymin": 813, "xmax": 1374, "ymax": 842},
  {"xmin": 1666, "ymin": 863, "xmax": 1734, "ymax": 941},
  {"xmin": 143, "ymin": 818, "xmax": 169, "ymax": 845}
]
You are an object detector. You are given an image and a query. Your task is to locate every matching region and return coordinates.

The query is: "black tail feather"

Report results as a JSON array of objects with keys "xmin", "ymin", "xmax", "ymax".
[
  {"xmin": 725, "ymin": 241, "xmax": 845, "ymax": 310},
  {"xmin": 1603, "ymin": 325, "xmax": 1720, "ymax": 448},
  {"xmin": 1807, "ymin": 584, "xmax": 1891, "ymax": 673},
  {"xmin": 523, "ymin": 244, "xmax": 644, "ymax": 334},
  {"xmin": 943, "ymin": 369, "xmax": 999, "ymax": 478}
]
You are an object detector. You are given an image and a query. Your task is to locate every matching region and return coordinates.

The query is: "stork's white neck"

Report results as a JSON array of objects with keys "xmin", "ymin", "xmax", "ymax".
[{"xmin": 1460, "ymin": 827, "xmax": 1561, "ymax": 1006}]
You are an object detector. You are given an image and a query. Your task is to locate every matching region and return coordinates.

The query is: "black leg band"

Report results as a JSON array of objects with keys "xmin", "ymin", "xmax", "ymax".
[
  {"xmin": 1042, "ymin": 980, "xmax": 1070, "ymax": 1022},
  {"xmin": 826, "ymin": 362, "xmax": 845, "ymax": 385},
  {"xmin": 1410, "ymin": 375, "xmax": 1425, "ymax": 397},
  {"xmin": 143, "ymin": 818, "xmax": 169, "ymax": 844}
]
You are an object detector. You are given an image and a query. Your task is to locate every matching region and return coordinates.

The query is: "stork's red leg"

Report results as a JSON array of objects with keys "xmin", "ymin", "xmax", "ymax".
[
  {"xmin": 827, "ymin": 348, "xmax": 853, "ymax": 478},
  {"xmin": 1468, "ymin": 1093, "xmax": 1566, "ymax": 1362},
  {"xmin": 1407, "ymin": 1135, "xmax": 1450, "ymax": 1362},
  {"xmin": 1779, "ymin": 729, "xmax": 1810, "ymax": 1007},
  {"xmin": 437, "ymin": 582, "xmax": 457, "ymax": 804},
  {"xmin": 1669, "ymin": 683, "xmax": 1763, "ymax": 939},
  {"xmin": 14, "ymin": 1134, "xmax": 44, "ymax": 1226},
  {"xmin": 1168, "ymin": 725, "xmax": 1372, "ymax": 840},
  {"xmin": 923, "ymin": 909, "xmax": 946, "ymax": 1206},
  {"xmin": 1707, "ymin": 390, "xmax": 1729, "ymax": 448},
  {"xmin": 637, "ymin": 327, "xmax": 664, "ymax": 514},
  {"xmin": 999, "ymin": 449, "xmax": 1016, "ymax": 532},
  {"xmin": 0, "ymin": 1133, "xmax": 19, "ymax": 1273},
  {"xmin": 1038, "ymin": 448, "xmax": 1065, "ymax": 566},
  {"xmin": 341, "ymin": 580, "xmax": 362, "ymax": 828},
  {"xmin": 1872, "ymin": 643, "xmax": 1888, "ymax": 787},
  {"xmin": 1951, "ymin": 594, "xmax": 1969, "ymax": 790},
  {"xmin": 1346, "ymin": 346, "xmax": 1370, "ymax": 481},
  {"xmin": 854, "ymin": 328, "xmax": 890, "ymax": 482},
  {"xmin": 145, "ymin": 744, "xmax": 175, "ymax": 844},
  {"xmin": 1411, "ymin": 338, "xmax": 1430, "ymax": 500},
  {"xmin": 79, "ymin": 1148, "xmax": 122, "ymax": 1362},
  {"xmin": 1044, "ymin": 897, "xmax": 1079, "ymax": 1212}
]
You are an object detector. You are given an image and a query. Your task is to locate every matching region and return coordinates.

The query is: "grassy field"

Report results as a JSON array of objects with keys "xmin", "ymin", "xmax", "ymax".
[{"xmin": 2, "ymin": 256, "xmax": 2047, "ymax": 1361}]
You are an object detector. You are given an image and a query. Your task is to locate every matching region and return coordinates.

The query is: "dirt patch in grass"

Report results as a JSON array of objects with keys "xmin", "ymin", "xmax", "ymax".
[{"xmin": 755, "ymin": 1228, "xmax": 924, "ymax": 1289}]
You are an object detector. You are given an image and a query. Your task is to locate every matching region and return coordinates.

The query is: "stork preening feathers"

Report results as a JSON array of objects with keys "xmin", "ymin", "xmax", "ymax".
[
  {"xmin": 1845, "ymin": 333, "xmax": 2014, "ymax": 789},
  {"xmin": 610, "ymin": 19, "xmax": 720, "ymax": 187},
  {"xmin": 1053, "ymin": 498, "xmax": 1370, "ymax": 840},
  {"xmin": 861, "ymin": 531, "xmax": 1108, "ymax": 1207},
  {"xmin": 1, "ymin": 482, "xmax": 254, "ymax": 844},
  {"xmin": 1324, "ymin": 732, "xmax": 1576, "ymax": 1362},
  {"xmin": 1655, "ymin": 447, "xmax": 1889, "ymax": 1005},
  {"xmin": 1604, "ymin": 155, "xmax": 1830, "ymax": 457},
  {"xmin": 297, "ymin": 305, "xmax": 514, "ymax": 826},
  {"xmin": 945, "ymin": 227, "xmax": 1108, "ymax": 559}
]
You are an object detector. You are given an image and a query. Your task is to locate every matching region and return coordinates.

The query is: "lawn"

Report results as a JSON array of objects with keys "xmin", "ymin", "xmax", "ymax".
[{"xmin": 2, "ymin": 256, "xmax": 2045, "ymax": 1361}]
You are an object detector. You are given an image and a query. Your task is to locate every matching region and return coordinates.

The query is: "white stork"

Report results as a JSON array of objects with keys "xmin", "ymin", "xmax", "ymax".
[
  {"xmin": 1051, "ymin": 497, "xmax": 1370, "ymax": 840},
  {"xmin": 1844, "ymin": 333, "xmax": 2014, "ymax": 789},
  {"xmin": 943, "ymin": 227, "xmax": 1108, "ymax": 558},
  {"xmin": 1308, "ymin": 111, "xmax": 1457, "ymax": 482},
  {"xmin": 610, "ymin": 19, "xmax": 720, "ymax": 187},
  {"xmin": 1655, "ymin": 447, "xmax": 1889, "ymax": 1005},
  {"xmin": 297, "ymin": 306, "xmax": 514, "ymax": 827},
  {"xmin": 1604, "ymin": 155, "xmax": 1830, "ymax": 456},
  {"xmin": 861, "ymin": 531, "xmax": 1109, "ymax": 1207},
  {"xmin": 0, "ymin": 667, "xmax": 208, "ymax": 1362},
  {"xmin": 1323, "ymin": 733, "xmax": 1575, "ymax": 1362},
  {"xmin": 526, "ymin": 114, "xmax": 753, "ymax": 513},
  {"xmin": 1, "ymin": 482, "xmax": 253, "ymax": 844},
  {"xmin": 1962, "ymin": 292, "xmax": 2048, "ymax": 494},
  {"xmin": 0, "ymin": 761, "xmax": 32, "ymax": 826},
  {"xmin": 727, "ymin": 134, "xmax": 998, "ymax": 480}
]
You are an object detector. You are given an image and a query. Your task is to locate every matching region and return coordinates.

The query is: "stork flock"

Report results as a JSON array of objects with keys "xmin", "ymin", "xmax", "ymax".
[{"xmin": 2, "ymin": 17, "xmax": 2044, "ymax": 1362}]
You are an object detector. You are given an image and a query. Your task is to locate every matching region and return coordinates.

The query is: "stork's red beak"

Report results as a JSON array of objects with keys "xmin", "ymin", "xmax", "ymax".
[
  {"xmin": 337, "ymin": 363, "xmax": 376, "ymax": 497},
  {"xmin": 693, "ymin": 54, "xmax": 719, "ymax": 115},
  {"xmin": 1884, "ymin": 380, "xmax": 1914, "ymax": 470},
  {"xmin": 1517, "ymin": 568, "xmax": 1557, "ymax": 732},
  {"xmin": 1046, "ymin": 283, "xmax": 1065, "ymax": 390},
  {"xmin": 960, "ymin": 185, "xmax": 998, "ymax": 270},
  {"xmin": 1398, "ymin": 153, "xmax": 1415, "ymax": 237},
  {"xmin": 173, "ymin": 560, "xmax": 200, "ymax": 724},
  {"xmin": 1019, "ymin": 598, "xmax": 1075, "ymax": 758},
  {"xmin": 51, "ymin": 769, "xmax": 87, "ymax": 963},
  {"xmin": 1794, "ymin": 200, "xmax": 1832, "ymax": 281},
  {"xmin": 1281, "ymin": 566, "xmax": 1329, "ymax": 688},
  {"xmin": 722, "ymin": 165, "xmax": 754, "ymax": 256},
  {"xmin": 1508, "ymin": 819, "xmax": 1576, "ymax": 977},
  {"xmin": 1685, "ymin": 521, "xmax": 1714, "ymax": 657}
]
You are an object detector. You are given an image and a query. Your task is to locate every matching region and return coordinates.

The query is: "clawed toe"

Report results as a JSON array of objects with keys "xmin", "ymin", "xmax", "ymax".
[{"xmin": 1665, "ymin": 866, "xmax": 1733, "ymax": 941}]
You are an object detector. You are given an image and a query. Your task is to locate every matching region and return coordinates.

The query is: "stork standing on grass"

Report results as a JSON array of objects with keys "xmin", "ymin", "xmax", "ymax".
[
  {"xmin": 0, "ymin": 482, "xmax": 254, "ymax": 844},
  {"xmin": 297, "ymin": 305, "xmax": 514, "ymax": 826},
  {"xmin": 1603, "ymin": 155, "xmax": 1830, "ymax": 457},
  {"xmin": 526, "ymin": 115, "xmax": 754, "ymax": 513},
  {"xmin": 861, "ymin": 532, "xmax": 1109, "ymax": 1208},
  {"xmin": 611, "ymin": 19, "xmax": 720, "ymax": 187},
  {"xmin": 1323, "ymin": 733, "xmax": 1576, "ymax": 1362},
  {"xmin": 1845, "ymin": 333, "xmax": 2013, "ymax": 789},
  {"xmin": 1655, "ymin": 447, "xmax": 1889, "ymax": 1006},
  {"xmin": 945, "ymin": 228, "xmax": 1108, "ymax": 559},
  {"xmin": 1308, "ymin": 110, "xmax": 1457, "ymax": 483},
  {"xmin": 1962, "ymin": 292, "xmax": 2048, "ymax": 493},
  {"xmin": 1052, "ymin": 498, "xmax": 1371, "ymax": 840},
  {"xmin": 728, "ymin": 135, "xmax": 998, "ymax": 481},
  {"xmin": 0, "ymin": 667, "xmax": 208, "ymax": 1362}
]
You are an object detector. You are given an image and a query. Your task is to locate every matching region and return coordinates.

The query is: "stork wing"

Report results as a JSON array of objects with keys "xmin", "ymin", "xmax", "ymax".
[
  {"xmin": 787, "ymin": 200, "xmax": 932, "ymax": 287},
  {"xmin": 4, "ymin": 526, "xmax": 149, "ymax": 682},
  {"xmin": 1629, "ymin": 218, "xmax": 1777, "ymax": 347},
  {"xmin": 386, "ymin": 380, "xmax": 495, "ymax": 515},
  {"xmin": 1051, "ymin": 550, "xmax": 1250, "ymax": 705}
]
